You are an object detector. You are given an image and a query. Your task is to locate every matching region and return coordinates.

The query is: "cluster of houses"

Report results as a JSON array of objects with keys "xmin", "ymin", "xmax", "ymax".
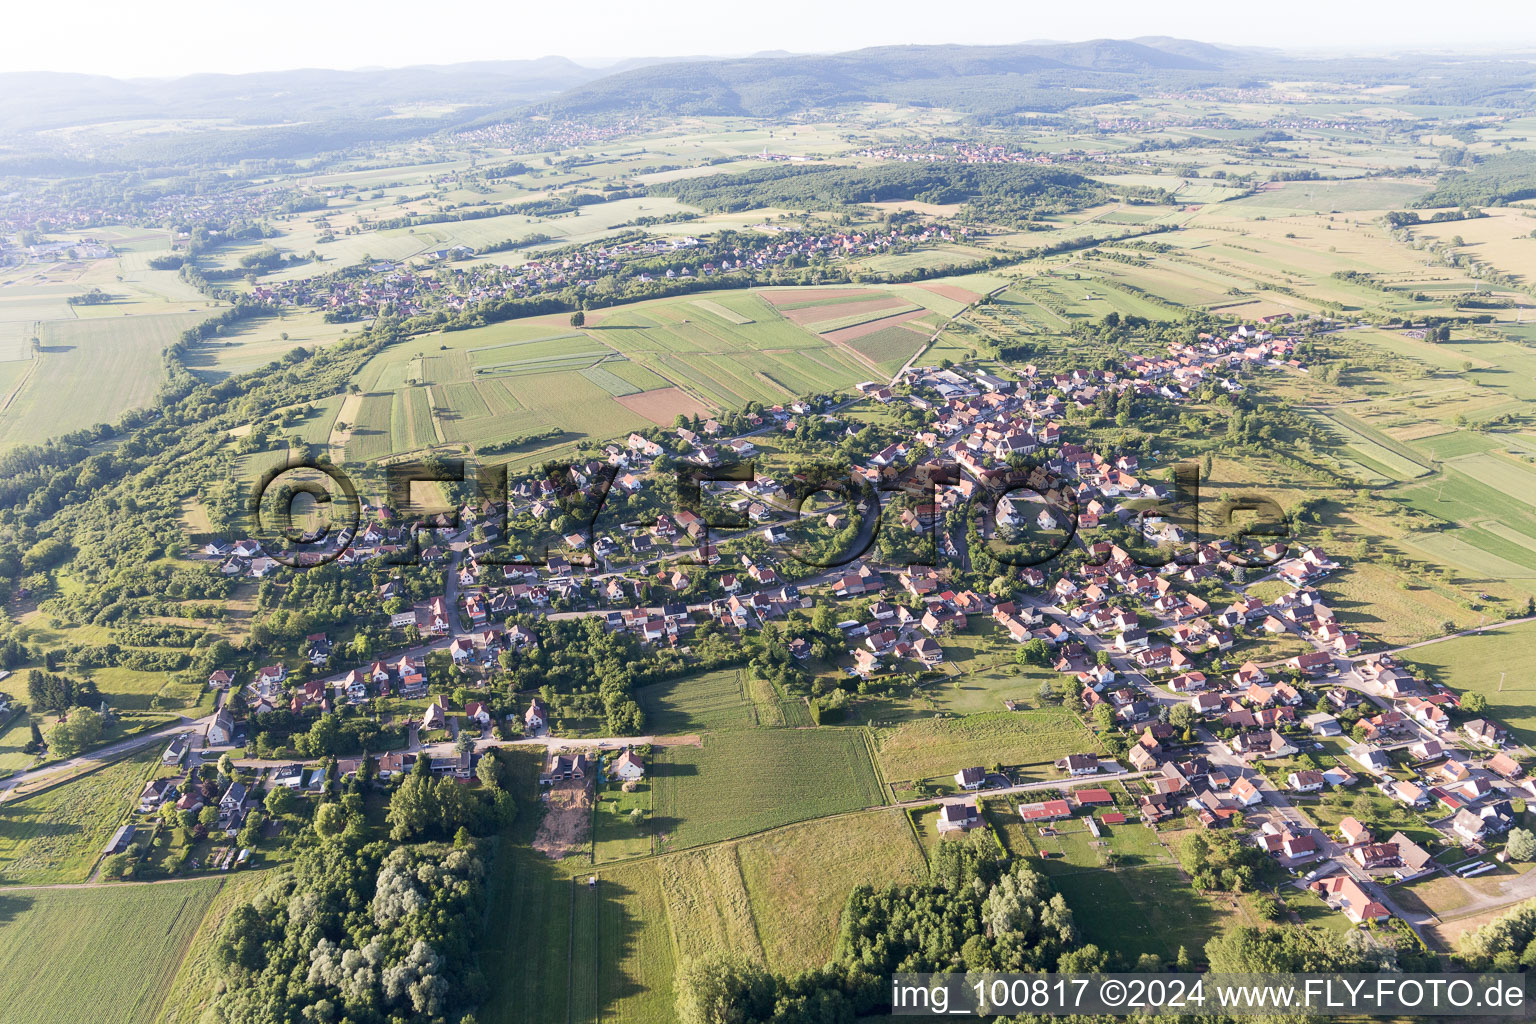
[
  {"xmin": 933, "ymin": 778, "xmax": 1133, "ymax": 839},
  {"xmin": 249, "ymin": 221, "xmax": 971, "ymax": 322},
  {"xmin": 845, "ymin": 575, "xmax": 986, "ymax": 676},
  {"xmin": 537, "ymin": 746, "xmax": 647, "ymax": 787}
]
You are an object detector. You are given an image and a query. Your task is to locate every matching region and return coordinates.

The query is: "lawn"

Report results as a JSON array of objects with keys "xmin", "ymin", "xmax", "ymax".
[
  {"xmin": 593, "ymin": 777, "xmax": 655, "ymax": 862},
  {"xmin": 872, "ymin": 707, "xmax": 1102, "ymax": 783},
  {"xmin": 0, "ymin": 709, "xmax": 36, "ymax": 775},
  {"xmin": 0, "ymin": 879, "xmax": 221, "ymax": 1024},
  {"xmin": 0, "ymin": 748, "xmax": 156, "ymax": 884},
  {"xmin": 651, "ymin": 729, "xmax": 885, "ymax": 850}
]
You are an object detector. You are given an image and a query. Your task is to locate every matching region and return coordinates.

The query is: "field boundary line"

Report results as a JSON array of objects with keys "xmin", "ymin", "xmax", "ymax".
[
  {"xmin": 0, "ymin": 348, "xmax": 39, "ymax": 417},
  {"xmin": 565, "ymin": 876, "xmax": 578, "ymax": 1024},
  {"xmin": 860, "ymin": 727, "xmax": 892, "ymax": 805}
]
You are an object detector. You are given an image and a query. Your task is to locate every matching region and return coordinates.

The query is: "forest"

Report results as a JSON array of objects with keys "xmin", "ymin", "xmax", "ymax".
[{"xmin": 648, "ymin": 163, "xmax": 1105, "ymax": 223}]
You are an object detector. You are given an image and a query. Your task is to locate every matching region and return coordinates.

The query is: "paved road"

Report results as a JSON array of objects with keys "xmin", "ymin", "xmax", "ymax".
[
  {"xmin": 904, "ymin": 770, "xmax": 1152, "ymax": 811},
  {"xmin": 0, "ymin": 714, "xmax": 210, "ymax": 802}
]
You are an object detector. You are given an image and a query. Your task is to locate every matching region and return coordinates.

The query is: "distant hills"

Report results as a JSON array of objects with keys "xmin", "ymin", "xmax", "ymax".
[
  {"xmin": 534, "ymin": 39, "xmax": 1252, "ymax": 118},
  {"xmin": 0, "ymin": 57, "xmax": 613, "ymax": 135},
  {"xmin": 2, "ymin": 39, "xmax": 1535, "ymax": 170}
]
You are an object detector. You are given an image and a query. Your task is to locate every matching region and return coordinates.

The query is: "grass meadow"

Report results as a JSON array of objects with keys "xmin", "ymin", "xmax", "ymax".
[
  {"xmin": 873, "ymin": 708, "xmax": 1102, "ymax": 784},
  {"xmin": 482, "ymin": 839, "xmax": 676, "ymax": 1024},
  {"xmin": 153, "ymin": 872, "xmax": 271, "ymax": 1024},
  {"xmin": 0, "ymin": 748, "xmax": 155, "ymax": 884},
  {"xmin": 1402, "ymin": 622, "xmax": 1536, "ymax": 743},
  {"xmin": 651, "ymin": 729, "xmax": 884, "ymax": 850}
]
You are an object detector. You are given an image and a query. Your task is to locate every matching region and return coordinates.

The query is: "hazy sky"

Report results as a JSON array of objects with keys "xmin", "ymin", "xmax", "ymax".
[{"xmin": 9, "ymin": 0, "xmax": 1536, "ymax": 78}]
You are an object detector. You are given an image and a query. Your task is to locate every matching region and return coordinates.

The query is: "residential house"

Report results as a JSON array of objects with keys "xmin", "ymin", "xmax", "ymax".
[
  {"xmin": 1231, "ymin": 777, "xmax": 1263, "ymax": 807},
  {"xmin": 611, "ymin": 748, "xmax": 646, "ymax": 782},
  {"xmin": 207, "ymin": 709, "xmax": 235, "ymax": 745},
  {"xmin": 1018, "ymin": 798, "xmax": 1073, "ymax": 822},
  {"xmin": 1310, "ymin": 874, "xmax": 1390, "ymax": 925},
  {"xmin": 937, "ymin": 801, "xmax": 982, "ymax": 834},
  {"xmin": 542, "ymin": 753, "xmax": 590, "ymax": 784},
  {"xmin": 1338, "ymin": 817, "xmax": 1372, "ymax": 847},
  {"xmin": 1288, "ymin": 769, "xmax": 1325, "ymax": 793},
  {"xmin": 1056, "ymin": 754, "xmax": 1100, "ymax": 776},
  {"xmin": 1352, "ymin": 843, "xmax": 1402, "ymax": 871},
  {"xmin": 1489, "ymin": 752, "xmax": 1524, "ymax": 780},
  {"xmin": 525, "ymin": 698, "xmax": 549, "ymax": 734},
  {"xmin": 955, "ymin": 766, "xmax": 987, "ymax": 791},
  {"xmin": 1388, "ymin": 832, "xmax": 1436, "ymax": 881},
  {"xmin": 1465, "ymin": 719, "xmax": 1509, "ymax": 748}
]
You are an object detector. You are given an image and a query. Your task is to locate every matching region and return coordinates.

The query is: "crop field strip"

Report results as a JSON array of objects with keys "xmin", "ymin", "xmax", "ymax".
[
  {"xmin": 690, "ymin": 298, "xmax": 753, "ymax": 324},
  {"xmin": 574, "ymin": 363, "xmax": 640, "ymax": 396},
  {"xmin": 803, "ymin": 301, "xmax": 926, "ymax": 335},
  {"xmin": 0, "ymin": 879, "xmax": 224, "ymax": 1024}
]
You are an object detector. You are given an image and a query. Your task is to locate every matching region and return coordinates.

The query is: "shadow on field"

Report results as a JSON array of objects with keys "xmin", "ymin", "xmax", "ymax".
[
  {"xmin": 646, "ymin": 759, "xmax": 698, "ymax": 778},
  {"xmin": 479, "ymin": 835, "xmax": 655, "ymax": 1024},
  {"xmin": 0, "ymin": 892, "xmax": 35, "ymax": 925}
]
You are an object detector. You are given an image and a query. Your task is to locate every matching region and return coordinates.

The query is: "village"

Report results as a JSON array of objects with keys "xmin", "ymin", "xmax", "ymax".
[{"xmin": 126, "ymin": 313, "xmax": 1525, "ymax": 950}]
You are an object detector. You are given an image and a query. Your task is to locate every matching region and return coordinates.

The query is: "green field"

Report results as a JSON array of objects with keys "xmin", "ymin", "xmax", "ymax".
[
  {"xmin": 0, "ymin": 749, "xmax": 155, "ymax": 884},
  {"xmin": 1402, "ymin": 622, "xmax": 1536, "ymax": 743},
  {"xmin": 327, "ymin": 286, "xmax": 947, "ymax": 466},
  {"xmin": 0, "ymin": 879, "xmax": 221, "ymax": 1024},
  {"xmin": 652, "ymin": 729, "xmax": 884, "ymax": 849},
  {"xmin": 637, "ymin": 668, "xmax": 758, "ymax": 734},
  {"xmin": 482, "ymin": 842, "xmax": 676, "ymax": 1024},
  {"xmin": 843, "ymin": 324, "xmax": 929, "ymax": 373},
  {"xmin": 873, "ymin": 708, "xmax": 1102, "ymax": 783},
  {"xmin": 735, "ymin": 808, "xmax": 926, "ymax": 973},
  {"xmin": 0, "ymin": 311, "xmax": 209, "ymax": 447},
  {"xmin": 154, "ymin": 871, "xmax": 271, "ymax": 1024}
]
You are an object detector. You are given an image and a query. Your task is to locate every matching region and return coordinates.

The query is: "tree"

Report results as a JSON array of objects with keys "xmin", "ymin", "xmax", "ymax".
[
  {"xmin": 264, "ymin": 786, "xmax": 297, "ymax": 818},
  {"xmin": 1508, "ymin": 828, "xmax": 1536, "ymax": 862},
  {"xmin": 1169, "ymin": 703, "xmax": 1195, "ymax": 730},
  {"xmin": 1463, "ymin": 691, "xmax": 1489, "ymax": 713},
  {"xmin": 47, "ymin": 707, "xmax": 104, "ymax": 757},
  {"xmin": 313, "ymin": 801, "xmax": 347, "ymax": 839},
  {"xmin": 1015, "ymin": 639, "xmax": 1049, "ymax": 667},
  {"xmin": 570, "ymin": 309, "xmax": 585, "ymax": 327},
  {"xmin": 217, "ymin": 753, "xmax": 235, "ymax": 777},
  {"xmin": 674, "ymin": 951, "xmax": 775, "ymax": 1024},
  {"xmin": 25, "ymin": 670, "xmax": 99, "ymax": 716},
  {"xmin": 237, "ymin": 810, "xmax": 265, "ymax": 849},
  {"xmin": 199, "ymin": 805, "xmax": 220, "ymax": 828},
  {"xmin": 1036, "ymin": 680, "xmax": 1057, "ymax": 705},
  {"xmin": 475, "ymin": 750, "xmax": 503, "ymax": 790}
]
